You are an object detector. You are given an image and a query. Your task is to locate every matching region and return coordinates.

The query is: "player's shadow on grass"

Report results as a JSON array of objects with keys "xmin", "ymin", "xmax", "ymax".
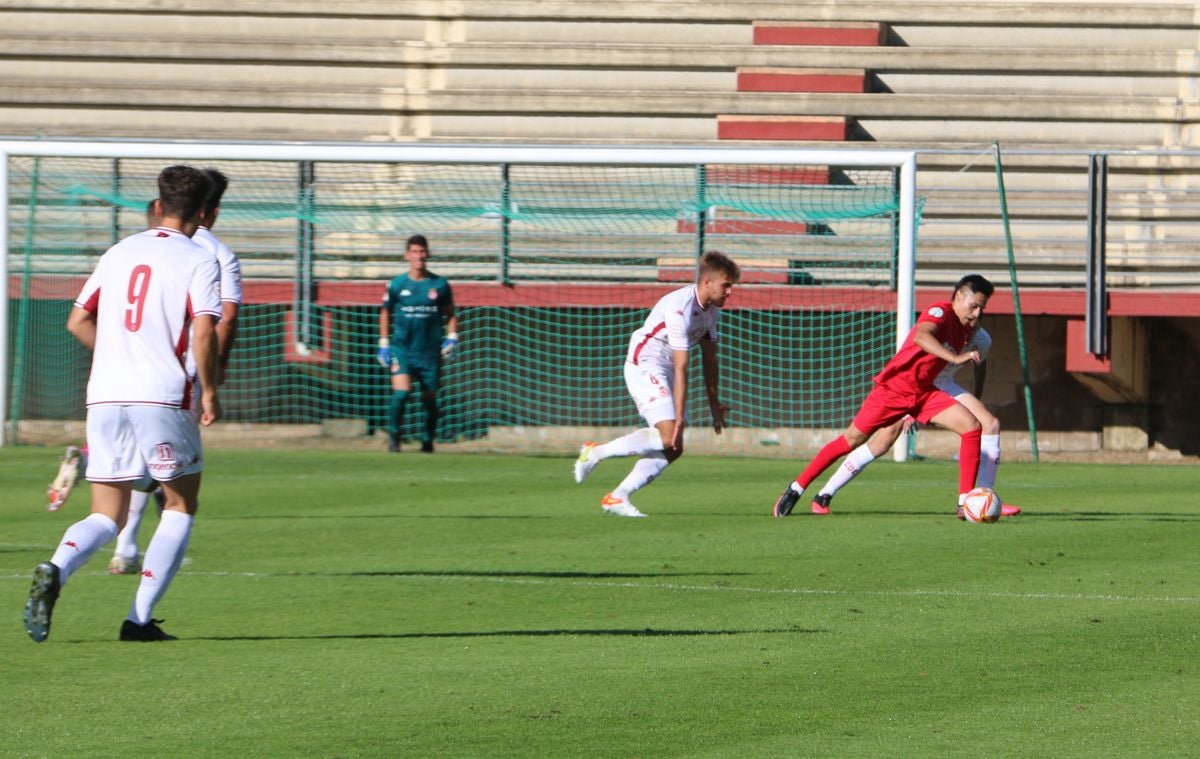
[
  {"xmin": 192, "ymin": 625, "xmax": 827, "ymax": 642},
  {"xmin": 1020, "ymin": 511, "xmax": 1200, "ymax": 522},
  {"xmin": 307, "ymin": 569, "xmax": 753, "ymax": 579},
  {"xmin": 219, "ymin": 514, "xmax": 552, "ymax": 521},
  {"xmin": 758, "ymin": 510, "xmax": 1200, "ymax": 522}
]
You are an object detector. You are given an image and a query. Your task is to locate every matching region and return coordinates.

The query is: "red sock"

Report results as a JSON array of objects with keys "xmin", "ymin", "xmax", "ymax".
[
  {"xmin": 797, "ymin": 435, "xmax": 854, "ymax": 489},
  {"xmin": 958, "ymin": 428, "xmax": 982, "ymax": 495}
]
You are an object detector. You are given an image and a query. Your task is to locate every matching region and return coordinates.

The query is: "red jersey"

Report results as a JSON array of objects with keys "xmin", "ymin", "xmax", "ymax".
[{"xmin": 872, "ymin": 300, "xmax": 973, "ymax": 394}]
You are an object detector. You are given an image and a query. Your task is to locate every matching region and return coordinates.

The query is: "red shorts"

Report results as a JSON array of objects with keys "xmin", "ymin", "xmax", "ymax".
[{"xmin": 852, "ymin": 383, "xmax": 959, "ymax": 435}]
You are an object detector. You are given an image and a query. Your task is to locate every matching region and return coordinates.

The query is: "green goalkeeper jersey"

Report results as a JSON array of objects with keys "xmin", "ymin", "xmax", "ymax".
[{"xmin": 381, "ymin": 273, "xmax": 454, "ymax": 357}]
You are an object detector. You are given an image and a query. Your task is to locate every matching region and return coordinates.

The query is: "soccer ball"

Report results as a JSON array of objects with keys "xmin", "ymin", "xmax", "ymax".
[{"xmin": 961, "ymin": 487, "xmax": 1002, "ymax": 524}]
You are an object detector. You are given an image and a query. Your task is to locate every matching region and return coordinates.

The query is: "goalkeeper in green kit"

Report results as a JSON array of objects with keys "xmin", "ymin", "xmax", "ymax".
[{"xmin": 377, "ymin": 234, "xmax": 459, "ymax": 453}]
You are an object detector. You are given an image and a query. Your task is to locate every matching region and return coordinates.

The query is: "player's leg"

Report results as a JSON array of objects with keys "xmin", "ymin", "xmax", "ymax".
[
  {"xmin": 25, "ymin": 408, "xmax": 134, "ymax": 642},
  {"xmin": 925, "ymin": 396, "xmax": 983, "ymax": 513},
  {"xmin": 952, "ymin": 392, "xmax": 1019, "ymax": 516},
  {"xmin": 416, "ymin": 363, "xmax": 441, "ymax": 453},
  {"xmin": 604, "ymin": 418, "xmax": 678, "ymax": 518},
  {"xmin": 574, "ymin": 363, "xmax": 669, "ymax": 484},
  {"xmin": 953, "ymin": 393, "xmax": 1001, "ymax": 486},
  {"xmin": 598, "ymin": 367, "xmax": 679, "ymax": 517},
  {"xmin": 110, "ymin": 485, "xmax": 151, "ymax": 575},
  {"xmin": 774, "ymin": 386, "xmax": 897, "ymax": 517},
  {"xmin": 386, "ymin": 351, "xmax": 413, "ymax": 452},
  {"xmin": 46, "ymin": 444, "xmax": 85, "ymax": 512},
  {"xmin": 813, "ymin": 418, "xmax": 906, "ymax": 514},
  {"xmin": 121, "ymin": 408, "xmax": 202, "ymax": 641}
]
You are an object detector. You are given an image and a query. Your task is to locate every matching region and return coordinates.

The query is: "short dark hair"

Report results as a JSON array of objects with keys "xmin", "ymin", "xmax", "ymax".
[
  {"xmin": 698, "ymin": 250, "xmax": 741, "ymax": 283},
  {"xmin": 202, "ymin": 168, "xmax": 229, "ymax": 214},
  {"xmin": 157, "ymin": 165, "xmax": 212, "ymax": 221},
  {"xmin": 406, "ymin": 234, "xmax": 429, "ymax": 250},
  {"xmin": 954, "ymin": 273, "xmax": 994, "ymax": 299}
]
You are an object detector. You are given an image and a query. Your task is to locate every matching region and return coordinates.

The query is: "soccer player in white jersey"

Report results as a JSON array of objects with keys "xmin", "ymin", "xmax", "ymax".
[
  {"xmin": 23, "ymin": 165, "xmax": 223, "ymax": 643},
  {"xmin": 807, "ymin": 324, "xmax": 1021, "ymax": 517},
  {"xmin": 573, "ymin": 251, "xmax": 740, "ymax": 517},
  {"xmin": 108, "ymin": 169, "xmax": 243, "ymax": 575}
]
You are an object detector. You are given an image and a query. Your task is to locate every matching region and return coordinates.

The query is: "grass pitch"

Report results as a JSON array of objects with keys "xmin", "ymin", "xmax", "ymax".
[{"xmin": 2, "ymin": 446, "xmax": 1198, "ymax": 757}]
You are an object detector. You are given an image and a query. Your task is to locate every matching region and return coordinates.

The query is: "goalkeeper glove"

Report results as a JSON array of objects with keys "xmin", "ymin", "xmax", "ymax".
[
  {"xmin": 376, "ymin": 338, "xmax": 391, "ymax": 367},
  {"xmin": 441, "ymin": 333, "xmax": 459, "ymax": 361}
]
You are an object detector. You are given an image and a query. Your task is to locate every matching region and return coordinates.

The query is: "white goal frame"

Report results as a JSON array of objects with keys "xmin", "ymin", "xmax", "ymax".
[{"xmin": 0, "ymin": 139, "xmax": 917, "ymax": 448}]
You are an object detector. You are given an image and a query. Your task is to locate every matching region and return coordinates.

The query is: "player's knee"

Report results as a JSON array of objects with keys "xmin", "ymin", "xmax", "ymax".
[
  {"xmin": 982, "ymin": 416, "xmax": 1000, "ymax": 435},
  {"xmin": 665, "ymin": 446, "xmax": 683, "ymax": 463},
  {"xmin": 844, "ymin": 428, "xmax": 869, "ymax": 448}
]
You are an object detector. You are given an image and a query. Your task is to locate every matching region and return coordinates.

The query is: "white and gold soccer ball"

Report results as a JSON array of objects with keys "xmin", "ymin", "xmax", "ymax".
[{"xmin": 961, "ymin": 487, "xmax": 1002, "ymax": 524}]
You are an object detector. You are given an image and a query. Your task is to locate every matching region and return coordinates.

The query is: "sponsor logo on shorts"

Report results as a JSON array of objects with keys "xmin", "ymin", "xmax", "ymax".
[{"xmin": 149, "ymin": 442, "xmax": 179, "ymax": 473}]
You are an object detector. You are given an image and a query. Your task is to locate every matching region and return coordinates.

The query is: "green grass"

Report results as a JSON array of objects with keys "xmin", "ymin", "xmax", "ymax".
[{"xmin": 2, "ymin": 447, "xmax": 1198, "ymax": 757}]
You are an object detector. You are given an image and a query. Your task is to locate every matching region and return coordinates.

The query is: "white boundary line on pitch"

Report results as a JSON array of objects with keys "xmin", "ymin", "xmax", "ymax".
[{"xmin": 4, "ymin": 570, "xmax": 1197, "ymax": 605}]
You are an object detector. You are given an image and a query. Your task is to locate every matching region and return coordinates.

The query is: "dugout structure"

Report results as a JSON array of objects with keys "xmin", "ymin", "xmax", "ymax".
[{"xmin": 1, "ymin": 141, "xmax": 917, "ymax": 453}]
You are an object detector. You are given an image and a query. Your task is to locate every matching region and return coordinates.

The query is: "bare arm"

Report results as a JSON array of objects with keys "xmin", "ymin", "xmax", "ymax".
[
  {"xmin": 670, "ymin": 348, "xmax": 689, "ymax": 449},
  {"xmin": 66, "ymin": 307, "xmax": 97, "ymax": 351},
  {"xmin": 191, "ymin": 314, "xmax": 222, "ymax": 426},
  {"xmin": 700, "ymin": 337, "xmax": 728, "ymax": 434},
  {"xmin": 215, "ymin": 302, "xmax": 239, "ymax": 385},
  {"xmin": 379, "ymin": 307, "xmax": 390, "ymax": 341},
  {"xmin": 912, "ymin": 322, "xmax": 980, "ymax": 366}
]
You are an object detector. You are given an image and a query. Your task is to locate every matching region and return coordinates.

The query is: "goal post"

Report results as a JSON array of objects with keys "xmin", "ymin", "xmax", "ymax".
[{"xmin": 2, "ymin": 139, "xmax": 916, "ymax": 451}]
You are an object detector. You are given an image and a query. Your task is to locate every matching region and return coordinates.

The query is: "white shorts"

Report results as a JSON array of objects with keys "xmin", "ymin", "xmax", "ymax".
[
  {"xmin": 85, "ymin": 405, "xmax": 203, "ymax": 483},
  {"xmin": 935, "ymin": 380, "xmax": 969, "ymax": 399},
  {"xmin": 624, "ymin": 361, "xmax": 678, "ymax": 427}
]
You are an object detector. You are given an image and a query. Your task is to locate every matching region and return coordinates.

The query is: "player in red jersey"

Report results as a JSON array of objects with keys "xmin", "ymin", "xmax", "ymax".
[{"xmin": 773, "ymin": 274, "xmax": 995, "ymax": 518}]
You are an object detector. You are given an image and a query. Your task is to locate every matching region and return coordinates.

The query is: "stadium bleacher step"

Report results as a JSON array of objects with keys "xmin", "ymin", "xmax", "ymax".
[{"xmin": 752, "ymin": 20, "xmax": 887, "ymax": 46}]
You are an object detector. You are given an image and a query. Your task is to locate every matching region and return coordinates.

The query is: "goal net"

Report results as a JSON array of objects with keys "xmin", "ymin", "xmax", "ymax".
[{"xmin": 2, "ymin": 141, "xmax": 917, "ymax": 453}]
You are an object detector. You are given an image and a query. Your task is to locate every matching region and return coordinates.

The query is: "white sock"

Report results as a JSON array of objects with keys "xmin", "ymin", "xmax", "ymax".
[
  {"xmin": 613, "ymin": 453, "xmax": 669, "ymax": 498},
  {"xmin": 593, "ymin": 428, "xmax": 664, "ymax": 461},
  {"xmin": 114, "ymin": 490, "xmax": 150, "ymax": 561},
  {"xmin": 50, "ymin": 513, "xmax": 119, "ymax": 586},
  {"xmin": 129, "ymin": 510, "xmax": 193, "ymax": 625},
  {"xmin": 819, "ymin": 444, "xmax": 877, "ymax": 497},
  {"xmin": 977, "ymin": 434, "xmax": 1001, "ymax": 490}
]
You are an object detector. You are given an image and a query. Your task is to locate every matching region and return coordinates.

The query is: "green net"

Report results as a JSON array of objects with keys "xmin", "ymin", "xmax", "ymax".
[{"xmin": 5, "ymin": 153, "xmax": 911, "ymax": 453}]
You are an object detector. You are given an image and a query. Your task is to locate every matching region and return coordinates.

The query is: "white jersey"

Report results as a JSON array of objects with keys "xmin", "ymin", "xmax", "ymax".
[
  {"xmin": 933, "ymin": 327, "xmax": 991, "ymax": 392},
  {"xmin": 74, "ymin": 227, "xmax": 221, "ymax": 408},
  {"xmin": 625, "ymin": 284, "xmax": 720, "ymax": 369},
  {"xmin": 185, "ymin": 226, "xmax": 243, "ymax": 378},
  {"xmin": 193, "ymin": 226, "xmax": 243, "ymax": 306}
]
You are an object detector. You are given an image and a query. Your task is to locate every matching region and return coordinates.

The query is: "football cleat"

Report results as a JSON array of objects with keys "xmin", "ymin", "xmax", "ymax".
[
  {"xmin": 600, "ymin": 493, "xmax": 647, "ymax": 518},
  {"xmin": 108, "ymin": 554, "xmax": 142, "ymax": 576},
  {"xmin": 119, "ymin": 618, "xmax": 177, "ymax": 642},
  {"xmin": 574, "ymin": 442, "xmax": 600, "ymax": 484},
  {"xmin": 420, "ymin": 440, "xmax": 435, "ymax": 454},
  {"xmin": 810, "ymin": 493, "xmax": 833, "ymax": 516},
  {"xmin": 1000, "ymin": 504, "xmax": 1022, "ymax": 517},
  {"xmin": 46, "ymin": 445, "xmax": 84, "ymax": 512},
  {"xmin": 956, "ymin": 506, "xmax": 967, "ymax": 520},
  {"xmin": 24, "ymin": 562, "xmax": 61, "ymax": 643},
  {"xmin": 387, "ymin": 434, "xmax": 401, "ymax": 453},
  {"xmin": 773, "ymin": 483, "xmax": 802, "ymax": 518}
]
